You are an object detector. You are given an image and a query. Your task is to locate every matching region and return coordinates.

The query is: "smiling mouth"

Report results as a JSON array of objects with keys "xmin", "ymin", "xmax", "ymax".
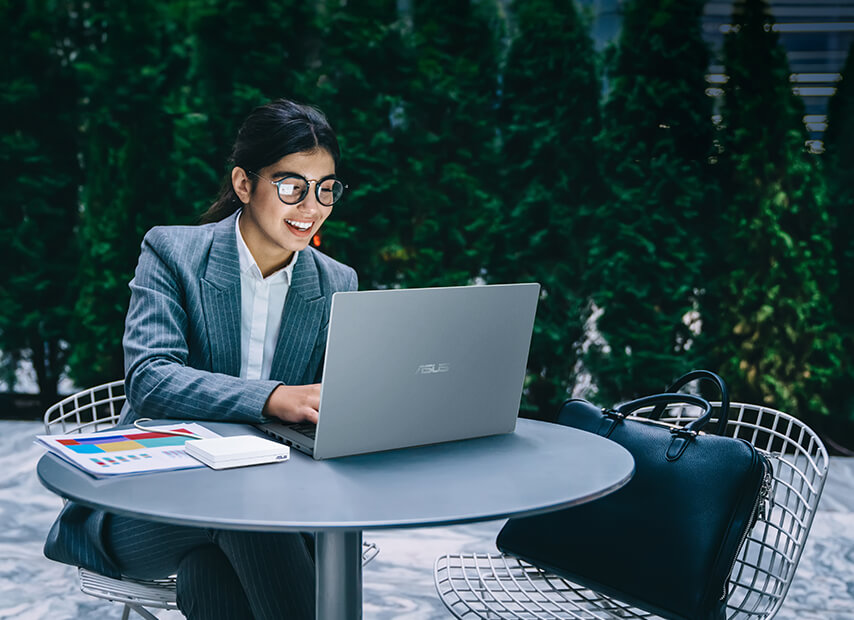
[{"xmin": 285, "ymin": 219, "xmax": 313, "ymax": 235}]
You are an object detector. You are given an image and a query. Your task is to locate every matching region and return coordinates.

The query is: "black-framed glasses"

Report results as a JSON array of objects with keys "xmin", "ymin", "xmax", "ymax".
[{"xmin": 249, "ymin": 171, "xmax": 346, "ymax": 207}]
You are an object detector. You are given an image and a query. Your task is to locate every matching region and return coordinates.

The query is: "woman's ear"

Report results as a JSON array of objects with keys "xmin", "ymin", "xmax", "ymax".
[{"xmin": 232, "ymin": 167, "xmax": 252, "ymax": 205}]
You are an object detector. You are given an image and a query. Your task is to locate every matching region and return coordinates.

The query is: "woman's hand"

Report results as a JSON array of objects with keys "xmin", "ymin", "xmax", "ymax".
[{"xmin": 263, "ymin": 384, "xmax": 321, "ymax": 424}]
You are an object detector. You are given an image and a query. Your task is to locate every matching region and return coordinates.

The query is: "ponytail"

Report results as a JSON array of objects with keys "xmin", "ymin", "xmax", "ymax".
[{"xmin": 199, "ymin": 178, "xmax": 243, "ymax": 224}]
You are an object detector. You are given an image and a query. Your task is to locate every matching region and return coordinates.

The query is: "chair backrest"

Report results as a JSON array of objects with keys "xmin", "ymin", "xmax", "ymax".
[
  {"xmin": 651, "ymin": 402, "xmax": 829, "ymax": 619},
  {"xmin": 43, "ymin": 380, "xmax": 126, "ymax": 436}
]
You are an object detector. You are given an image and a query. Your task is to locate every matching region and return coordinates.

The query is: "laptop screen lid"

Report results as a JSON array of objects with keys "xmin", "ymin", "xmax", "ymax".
[{"xmin": 311, "ymin": 282, "xmax": 539, "ymax": 459}]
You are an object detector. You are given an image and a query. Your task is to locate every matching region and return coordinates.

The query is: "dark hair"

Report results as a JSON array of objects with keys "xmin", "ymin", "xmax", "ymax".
[{"xmin": 200, "ymin": 99, "xmax": 341, "ymax": 223}]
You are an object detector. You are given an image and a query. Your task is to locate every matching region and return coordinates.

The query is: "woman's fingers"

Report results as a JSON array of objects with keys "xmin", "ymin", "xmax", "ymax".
[{"xmin": 263, "ymin": 384, "xmax": 321, "ymax": 424}]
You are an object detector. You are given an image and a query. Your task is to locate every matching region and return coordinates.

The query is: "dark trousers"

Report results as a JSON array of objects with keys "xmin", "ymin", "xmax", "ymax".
[{"xmin": 105, "ymin": 514, "xmax": 315, "ymax": 620}]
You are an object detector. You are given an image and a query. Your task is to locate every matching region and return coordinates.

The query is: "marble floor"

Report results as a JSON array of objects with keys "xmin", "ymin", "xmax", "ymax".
[{"xmin": 1, "ymin": 420, "xmax": 852, "ymax": 619}]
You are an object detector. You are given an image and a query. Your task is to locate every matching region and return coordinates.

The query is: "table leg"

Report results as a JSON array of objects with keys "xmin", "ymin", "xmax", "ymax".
[{"xmin": 315, "ymin": 530, "xmax": 363, "ymax": 619}]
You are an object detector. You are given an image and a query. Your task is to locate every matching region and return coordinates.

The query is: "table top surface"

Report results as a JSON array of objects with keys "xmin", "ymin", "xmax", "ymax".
[{"xmin": 37, "ymin": 418, "xmax": 634, "ymax": 532}]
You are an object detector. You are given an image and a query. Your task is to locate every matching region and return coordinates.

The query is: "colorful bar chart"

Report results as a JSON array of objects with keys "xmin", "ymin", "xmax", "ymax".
[
  {"xmin": 36, "ymin": 423, "xmax": 221, "ymax": 477},
  {"xmin": 57, "ymin": 429, "xmax": 197, "ymax": 454}
]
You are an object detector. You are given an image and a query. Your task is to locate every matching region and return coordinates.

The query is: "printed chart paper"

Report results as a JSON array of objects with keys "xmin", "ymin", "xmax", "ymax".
[{"xmin": 36, "ymin": 423, "xmax": 221, "ymax": 478}]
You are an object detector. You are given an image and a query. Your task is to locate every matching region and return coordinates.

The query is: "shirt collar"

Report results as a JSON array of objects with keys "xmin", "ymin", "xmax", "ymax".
[{"xmin": 235, "ymin": 209, "xmax": 297, "ymax": 283}]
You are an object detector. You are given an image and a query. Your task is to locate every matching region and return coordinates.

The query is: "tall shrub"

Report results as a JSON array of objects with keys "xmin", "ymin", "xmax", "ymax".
[
  {"xmin": 812, "ymin": 42, "xmax": 854, "ymax": 427},
  {"xmin": 185, "ymin": 0, "xmax": 317, "ymax": 169},
  {"xmin": 0, "ymin": 0, "xmax": 80, "ymax": 403},
  {"xmin": 69, "ymin": 0, "xmax": 192, "ymax": 386},
  {"xmin": 493, "ymin": 0, "xmax": 604, "ymax": 419},
  {"xmin": 583, "ymin": 0, "xmax": 717, "ymax": 402},
  {"xmin": 69, "ymin": 0, "xmax": 322, "ymax": 387},
  {"xmin": 305, "ymin": 0, "xmax": 416, "ymax": 288},
  {"xmin": 390, "ymin": 0, "xmax": 503, "ymax": 287},
  {"xmin": 710, "ymin": 0, "xmax": 841, "ymax": 420}
]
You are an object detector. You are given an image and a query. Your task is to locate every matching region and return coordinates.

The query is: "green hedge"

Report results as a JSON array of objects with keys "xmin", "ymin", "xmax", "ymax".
[{"xmin": 2, "ymin": 0, "xmax": 852, "ymax": 444}]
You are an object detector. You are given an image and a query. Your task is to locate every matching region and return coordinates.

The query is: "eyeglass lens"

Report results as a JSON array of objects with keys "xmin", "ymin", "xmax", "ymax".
[{"xmin": 276, "ymin": 175, "xmax": 344, "ymax": 206}]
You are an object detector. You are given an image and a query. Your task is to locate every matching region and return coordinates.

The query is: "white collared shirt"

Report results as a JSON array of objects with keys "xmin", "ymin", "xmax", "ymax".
[{"xmin": 235, "ymin": 212, "xmax": 297, "ymax": 380}]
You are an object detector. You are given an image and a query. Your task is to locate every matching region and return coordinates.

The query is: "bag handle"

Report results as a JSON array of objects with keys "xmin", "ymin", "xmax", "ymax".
[
  {"xmin": 613, "ymin": 393, "xmax": 714, "ymax": 461},
  {"xmin": 614, "ymin": 393, "xmax": 713, "ymax": 435},
  {"xmin": 649, "ymin": 370, "xmax": 730, "ymax": 436}
]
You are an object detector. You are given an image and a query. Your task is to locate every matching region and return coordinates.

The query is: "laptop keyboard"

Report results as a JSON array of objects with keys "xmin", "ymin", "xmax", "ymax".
[{"xmin": 290, "ymin": 423, "xmax": 317, "ymax": 440}]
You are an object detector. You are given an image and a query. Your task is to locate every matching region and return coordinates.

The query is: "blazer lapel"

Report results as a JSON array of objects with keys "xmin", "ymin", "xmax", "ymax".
[
  {"xmin": 270, "ymin": 251, "xmax": 325, "ymax": 385},
  {"xmin": 201, "ymin": 214, "xmax": 242, "ymax": 376}
]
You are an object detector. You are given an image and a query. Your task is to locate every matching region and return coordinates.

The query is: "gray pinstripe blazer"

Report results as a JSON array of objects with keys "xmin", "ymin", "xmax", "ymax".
[
  {"xmin": 120, "ymin": 210, "xmax": 357, "ymax": 424},
  {"xmin": 44, "ymin": 211, "xmax": 357, "ymax": 576}
]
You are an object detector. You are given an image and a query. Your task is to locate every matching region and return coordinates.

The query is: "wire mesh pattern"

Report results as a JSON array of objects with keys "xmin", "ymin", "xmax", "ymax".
[
  {"xmin": 43, "ymin": 379, "xmax": 126, "ymax": 435},
  {"xmin": 78, "ymin": 569, "xmax": 177, "ymax": 620},
  {"xmin": 362, "ymin": 539, "xmax": 380, "ymax": 565},
  {"xmin": 43, "ymin": 380, "xmax": 382, "ymax": 619},
  {"xmin": 434, "ymin": 553, "xmax": 656, "ymax": 619},
  {"xmin": 434, "ymin": 402, "xmax": 829, "ymax": 620},
  {"xmin": 43, "ymin": 381, "xmax": 178, "ymax": 619},
  {"xmin": 76, "ymin": 541, "xmax": 381, "ymax": 620}
]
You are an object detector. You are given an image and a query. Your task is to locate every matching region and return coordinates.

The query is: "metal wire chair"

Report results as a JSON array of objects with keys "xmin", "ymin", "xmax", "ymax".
[
  {"xmin": 44, "ymin": 380, "xmax": 379, "ymax": 620},
  {"xmin": 434, "ymin": 402, "xmax": 829, "ymax": 620}
]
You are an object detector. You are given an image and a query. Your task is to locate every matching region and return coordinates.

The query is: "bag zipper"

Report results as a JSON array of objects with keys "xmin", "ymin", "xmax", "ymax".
[{"xmin": 720, "ymin": 456, "xmax": 774, "ymax": 600}]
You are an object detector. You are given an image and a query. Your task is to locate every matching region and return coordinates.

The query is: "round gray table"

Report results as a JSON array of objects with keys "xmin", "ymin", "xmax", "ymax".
[{"xmin": 38, "ymin": 418, "xmax": 634, "ymax": 619}]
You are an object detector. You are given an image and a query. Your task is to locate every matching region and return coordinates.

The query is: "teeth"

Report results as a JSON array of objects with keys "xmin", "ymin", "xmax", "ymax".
[{"xmin": 286, "ymin": 219, "xmax": 312, "ymax": 231}]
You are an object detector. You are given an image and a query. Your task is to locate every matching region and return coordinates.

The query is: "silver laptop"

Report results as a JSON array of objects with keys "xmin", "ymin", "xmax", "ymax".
[{"xmin": 257, "ymin": 283, "xmax": 540, "ymax": 459}]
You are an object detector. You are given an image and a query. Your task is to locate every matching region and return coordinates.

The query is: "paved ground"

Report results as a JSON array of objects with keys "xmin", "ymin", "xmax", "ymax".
[{"xmin": 1, "ymin": 420, "xmax": 851, "ymax": 619}]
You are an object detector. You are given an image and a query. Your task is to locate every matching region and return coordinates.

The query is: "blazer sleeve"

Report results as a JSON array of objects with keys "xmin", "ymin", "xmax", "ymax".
[{"xmin": 122, "ymin": 229, "xmax": 279, "ymax": 424}]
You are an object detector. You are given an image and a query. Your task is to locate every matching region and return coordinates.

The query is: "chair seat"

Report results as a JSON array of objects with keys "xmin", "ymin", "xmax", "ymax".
[
  {"xmin": 434, "ymin": 553, "xmax": 654, "ymax": 619},
  {"xmin": 79, "ymin": 569, "xmax": 178, "ymax": 607},
  {"xmin": 434, "ymin": 402, "xmax": 829, "ymax": 620},
  {"xmin": 78, "ymin": 540, "xmax": 381, "ymax": 614},
  {"xmin": 45, "ymin": 381, "xmax": 383, "ymax": 618}
]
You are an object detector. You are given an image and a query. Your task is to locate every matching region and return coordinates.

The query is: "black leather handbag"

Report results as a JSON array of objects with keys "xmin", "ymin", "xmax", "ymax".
[{"xmin": 496, "ymin": 371, "xmax": 772, "ymax": 620}]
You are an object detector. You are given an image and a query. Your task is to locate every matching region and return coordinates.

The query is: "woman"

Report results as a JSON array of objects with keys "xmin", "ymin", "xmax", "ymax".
[{"xmin": 44, "ymin": 99, "xmax": 356, "ymax": 619}]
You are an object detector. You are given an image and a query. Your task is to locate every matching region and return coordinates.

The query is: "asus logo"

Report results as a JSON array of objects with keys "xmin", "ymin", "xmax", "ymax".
[{"xmin": 415, "ymin": 363, "xmax": 450, "ymax": 375}]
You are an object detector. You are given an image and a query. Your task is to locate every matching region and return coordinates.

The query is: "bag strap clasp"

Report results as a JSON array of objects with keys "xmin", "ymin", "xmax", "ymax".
[
  {"xmin": 666, "ymin": 426, "xmax": 698, "ymax": 461},
  {"xmin": 596, "ymin": 407, "xmax": 628, "ymax": 437}
]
